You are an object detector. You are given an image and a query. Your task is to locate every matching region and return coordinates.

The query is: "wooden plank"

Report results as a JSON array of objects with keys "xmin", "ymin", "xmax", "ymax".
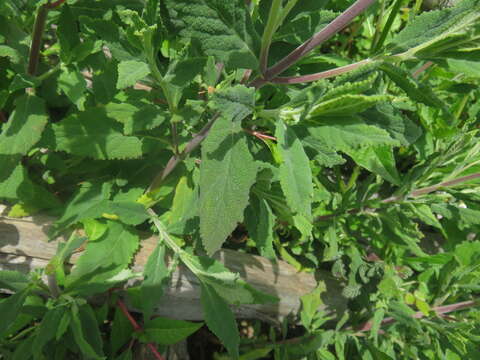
[{"xmin": 0, "ymin": 205, "xmax": 347, "ymax": 322}]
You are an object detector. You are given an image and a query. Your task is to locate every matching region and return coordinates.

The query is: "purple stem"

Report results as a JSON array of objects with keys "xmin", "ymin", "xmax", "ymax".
[
  {"xmin": 251, "ymin": 0, "xmax": 377, "ymax": 88},
  {"xmin": 271, "ymin": 59, "xmax": 372, "ymax": 84}
]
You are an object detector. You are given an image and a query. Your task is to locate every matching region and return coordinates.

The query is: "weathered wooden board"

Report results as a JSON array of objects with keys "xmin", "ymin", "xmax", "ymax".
[{"xmin": 0, "ymin": 204, "xmax": 347, "ymax": 322}]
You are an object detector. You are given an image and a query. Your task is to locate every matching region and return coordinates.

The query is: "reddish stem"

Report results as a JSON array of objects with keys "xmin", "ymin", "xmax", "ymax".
[
  {"xmin": 116, "ymin": 299, "xmax": 165, "ymax": 360},
  {"xmin": 245, "ymin": 129, "xmax": 277, "ymax": 141},
  {"xmin": 412, "ymin": 61, "xmax": 433, "ymax": 79},
  {"xmin": 357, "ymin": 299, "xmax": 478, "ymax": 332},
  {"xmin": 47, "ymin": 0, "xmax": 67, "ymax": 8}
]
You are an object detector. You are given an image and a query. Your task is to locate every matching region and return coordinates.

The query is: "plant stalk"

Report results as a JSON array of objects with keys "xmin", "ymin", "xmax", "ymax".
[
  {"xmin": 271, "ymin": 59, "xmax": 373, "ymax": 84},
  {"xmin": 251, "ymin": 0, "xmax": 377, "ymax": 87},
  {"xmin": 28, "ymin": 4, "xmax": 50, "ymax": 76}
]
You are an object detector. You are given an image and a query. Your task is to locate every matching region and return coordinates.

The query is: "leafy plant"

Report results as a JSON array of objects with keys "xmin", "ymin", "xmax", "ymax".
[{"xmin": 1, "ymin": 0, "xmax": 480, "ymax": 359}]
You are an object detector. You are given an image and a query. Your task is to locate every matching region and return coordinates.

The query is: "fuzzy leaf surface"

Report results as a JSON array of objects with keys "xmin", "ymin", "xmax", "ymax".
[
  {"xmin": 0, "ymin": 94, "xmax": 48, "ymax": 156},
  {"xmin": 165, "ymin": 0, "xmax": 259, "ymax": 69},
  {"xmin": 52, "ymin": 109, "xmax": 143, "ymax": 160},
  {"xmin": 276, "ymin": 121, "xmax": 313, "ymax": 220}
]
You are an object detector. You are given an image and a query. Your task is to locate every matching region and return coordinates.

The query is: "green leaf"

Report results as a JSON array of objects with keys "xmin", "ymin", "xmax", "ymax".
[
  {"xmin": 58, "ymin": 68, "xmax": 87, "ymax": 110},
  {"xmin": 142, "ymin": 317, "xmax": 203, "ymax": 345},
  {"xmin": 92, "ymin": 61, "xmax": 118, "ymax": 104},
  {"xmin": 309, "ymin": 95, "xmax": 391, "ymax": 117},
  {"xmin": 0, "ymin": 94, "xmax": 48, "ymax": 156},
  {"xmin": 244, "ymin": 195, "xmax": 276, "ymax": 260},
  {"xmin": 275, "ymin": 10, "xmax": 338, "ymax": 44},
  {"xmin": 32, "ymin": 307, "xmax": 66, "ymax": 356},
  {"xmin": 105, "ymin": 101, "xmax": 167, "ymax": 135},
  {"xmin": 0, "ymin": 287, "xmax": 30, "ymax": 337},
  {"xmin": 110, "ymin": 307, "xmax": 133, "ymax": 356},
  {"xmin": 346, "ymin": 145, "xmax": 401, "ymax": 185},
  {"xmin": 52, "ymin": 109, "xmax": 143, "ymax": 160},
  {"xmin": 300, "ymin": 286, "xmax": 323, "ymax": 331},
  {"xmin": 165, "ymin": 0, "xmax": 259, "ymax": 69},
  {"xmin": 362, "ymin": 103, "xmax": 422, "ymax": 146},
  {"xmin": 447, "ymin": 58, "xmax": 480, "ymax": 78},
  {"xmin": 200, "ymin": 282, "xmax": 239, "ymax": 359},
  {"xmin": 386, "ymin": 0, "xmax": 480, "ymax": 58},
  {"xmin": 140, "ymin": 243, "xmax": 170, "ymax": 321},
  {"xmin": 57, "ymin": 4, "xmax": 80, "ymax": 63},
  {"xmin": 0, "ymin": 271, "xmax": 29, "ymax": 292},
  {"xmin": 306, "ymin": 116, "xmax": 399, "ymax": 153},
  {"xmin": 276, "ymin": 121, "xmax": 313, "ymax": 221},
  {"xmin": 116, "ymin": 60, "xmax": 151, "ymax": 89},
  {"xmin": 69, "ymin": 303, "xmax": 104, "ymax": 359},
  {"xmin": 66, "ymin": 221, "xmax": 139, "ymax": 290},
  {"xmin": 379, "ymin": 62, "xmax": 446, "ymax": 108},
  {"xmin": 200, "ymin": 102, "xmax": 257, "ymax": 254}
]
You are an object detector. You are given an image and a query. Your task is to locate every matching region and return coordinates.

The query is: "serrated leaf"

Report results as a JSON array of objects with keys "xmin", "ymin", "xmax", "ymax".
[
  {"xmin": 309, "ymin": 95, "xmax": 391, "ymax": 117},
  {"xmin": 0, "ymin": 94, "xmax": 48, "ymax": 156},
  {"xmin": 116, "ymin": 60, "xmax": 150, "ymax": 89},
  {"xmin": 346, "ymin": 145, "xmax": 401, "ymax": 185},
  {"xmin": 69, "ymin": 304, "xmax": 104, "ymax": 359},
  {"xmin": 200, "ymin": 282, "xmax": 239, "ymax": 359},
  {"xmin": 58, "ymin": 68, "xmax": 87, "ymax": 109},
  {"xmin": 200, "ymin": 114, "xmax": 257, "ymax": 255},
  {"xmin": 32, "ymin": 307, "xmax": 65, "ymax": 356},
  {"xmin": 57, "ymin": 4, "xmax": 80, "ymax": 63},
  {"xmin": 386, "ymin": 0, "xmax": 480, "ymax": 58},
  {"xmin": 276, "ymin": 121, "xmax": 313, "ymax": 221},
  {"xmin": 66, "ymin": 221, "xmax": 139, "ymax": 289},
  {"xmin": 362, "ymin": 103, "xmax": 422, "ymax": 146},
  {"xmin": 140, "ymin": 243, "xmax": 170, "ymax": 321},
  {"xmin": 0, "ymin": 271, "xmax": 29, "ymax": 292},
  {"xmin": 306, "ymin": 116, "xmax": 399, "ymax": 153},
  {"xmin": 0, "ymin": 287, "xmax": 30, "ymax": 337},
  {"xmin": 244, "ymin": 195, "xmax": 276, "ymax": 260},
  {"xmin": 105, "ymin": 101, "xmax": 167, "ymax": 135},
  {"xmin": 110, "ymin": 307, "xmax": 133, "ymax": 356},
  {"xmin": 379, "ymin": 62, "xmax": 446, "ymax": 108},
  {"xmin": 52, "ymin": 109, "xmax": 143, "ymax": 160},
  {"xmin": 142, "ymin": 317, "xmax": 203, "ymax": 345},
  {"xmin": 165, "ymin": 0, "xmax": 259, "ymax": 69}
]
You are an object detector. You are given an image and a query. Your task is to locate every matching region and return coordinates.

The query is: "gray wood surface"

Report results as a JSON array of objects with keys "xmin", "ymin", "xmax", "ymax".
[{"xmin": 0, "ymin": 204, "xmax": 347, "ymax": 322}]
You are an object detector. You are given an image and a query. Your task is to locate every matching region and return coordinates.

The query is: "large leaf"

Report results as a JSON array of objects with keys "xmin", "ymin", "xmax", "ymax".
[
  {"xmin": 386, "ymin": 0, "xmax": 480, "ymax": 58},
  {"xmin": 66, "ymin": 221, "xmax": 139, "ymax": 289},
  {"xmin": 140, "ymin": 243, "xmax": 170, "ymax": 321},
  {"xmin": 199, "ymin": 86, "xmax": 257, "ymax": 255},
  {"xmin": 165, "ymin": 0, "xmax": 259, "ymax": 69},
  {"xmin": 32, "ymin": 307, "xmax": 66, "ymax": 355},
  {"xmin": 346, "ymin": 145, "xmax": 401, "ymax": 185},
  {"xmin": 276, "ymin": 121, "xmax": 313, "ymax": 220},
  {"xmin": 0, "ymin": 287, "xmax": 30, "ymax": 337},
  {"xmin": 306, "ymin": 116, "xmax": 399, "ymax": 154},
  {"xmin": 0, "ymin": 94, "xmax": 48, "ymax": 156},
  {"xmin": 52, "ymin": 109, "xmax": 143, "ymax": 160},
  {"xmin": 200, "ymin": 282, "xmax": 239, "ymax": 359},
  {"xmin": 116, "ymin": 60, "xmax": 150, "ymax": 89},
  {"xmin": 308, "ymin": 95, "xmax": 391, "ymax": 118},
  {"xmin": 142, "ymin": 317, "xmax": 203, "ymax": 345}
]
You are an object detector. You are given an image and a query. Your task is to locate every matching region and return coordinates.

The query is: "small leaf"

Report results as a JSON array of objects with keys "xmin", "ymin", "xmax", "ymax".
[
  {"xmin": 0, "ymin": 270, "xmax": 29, "ymax": 292},
  {"xmin": 244, "ymin": 195, "xmax": 276, "ymax": 260},
  {"xmin": 69, "ymin": 303, "xmax": 104, "ymax": 359},
  {"xmin": 117, "ymin": 60, "xmax": 150, "ymax": 89},
  {"xmin": 110, "ymin": 307, "xmax": 134, "ymax": 356},
  {"xmin": 142, "ymin": 317, "xmax": 203, "ymax": 345}
]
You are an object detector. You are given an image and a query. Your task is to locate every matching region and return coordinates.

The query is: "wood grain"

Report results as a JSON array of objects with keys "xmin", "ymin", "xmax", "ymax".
[{"xmin": 0, "ymin": 204, "xmax": 347, "ymax": 322}]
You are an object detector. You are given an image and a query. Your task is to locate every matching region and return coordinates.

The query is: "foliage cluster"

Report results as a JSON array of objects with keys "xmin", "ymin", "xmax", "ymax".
[{"xmin": 1, "ymin": 0, "xmax": 480, "ymax": 359}]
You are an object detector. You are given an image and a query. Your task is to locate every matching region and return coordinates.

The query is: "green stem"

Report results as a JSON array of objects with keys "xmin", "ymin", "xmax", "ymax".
[
  {"xmin": 372, "ymin": 0, "xmax": 403, "ymax": 54},
  {"xmin": 259, "ymin": 0, "xmax": 282, "ymax": 73},
  {"xmin": 36, "ymin": 63, "xmax": 61, "ymax": 82},
  {"xmin": 346, "ymin": 165, "xmax": 361, "ymax": 191}
]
